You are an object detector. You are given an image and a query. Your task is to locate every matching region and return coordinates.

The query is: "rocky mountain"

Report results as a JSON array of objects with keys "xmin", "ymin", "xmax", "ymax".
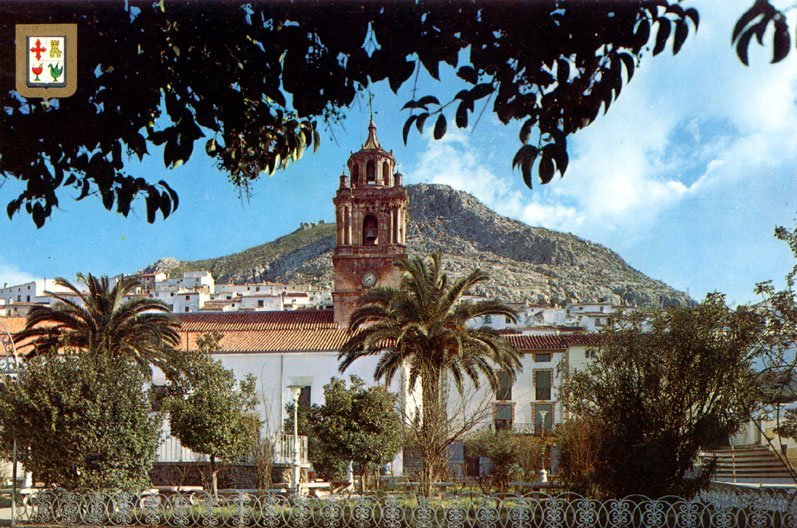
[{"xmin": 145, "ymin": 184, "xmax": 690, "ymax": 307}]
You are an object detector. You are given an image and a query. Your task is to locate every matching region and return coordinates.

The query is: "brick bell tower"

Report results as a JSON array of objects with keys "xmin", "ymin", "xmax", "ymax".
[{"xmin": 333, "ymin": 119, "xmax": 408, "ymax": 326}]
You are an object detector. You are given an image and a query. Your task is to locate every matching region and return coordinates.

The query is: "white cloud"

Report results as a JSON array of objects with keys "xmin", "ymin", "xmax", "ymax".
[
  {"xmin": 404, "ymin": 0, "xmax": 797, "ymax": 297},
  {"xmin": 404, "ymin": 129, "xmax": 584, "ymax": 231},
  {"xmin": 0, "ymin": 262, "xmax": 37, "ymax": 288}
]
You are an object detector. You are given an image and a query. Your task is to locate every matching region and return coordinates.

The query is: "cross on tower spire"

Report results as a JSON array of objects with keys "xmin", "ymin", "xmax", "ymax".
[{"xmin": 367, "ymin": 91, "xmax": 374, "ymax": 123}]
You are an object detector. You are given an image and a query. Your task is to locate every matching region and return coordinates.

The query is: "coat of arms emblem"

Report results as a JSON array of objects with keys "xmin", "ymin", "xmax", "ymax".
[{"xmin": 15, "ymin": 24, "xmax": 77, "ymax": 98}]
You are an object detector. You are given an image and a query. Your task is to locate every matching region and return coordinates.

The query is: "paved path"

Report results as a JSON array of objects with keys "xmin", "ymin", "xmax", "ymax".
[{"xmin": 0, "ymin": 507, "xmax": 13, "ymax": 526}]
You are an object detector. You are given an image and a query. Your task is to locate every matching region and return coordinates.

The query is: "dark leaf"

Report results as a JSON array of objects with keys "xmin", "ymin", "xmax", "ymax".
[
  {"xmin": 635, "ymin": 18, "xmax": 651, "ymax": 47},
  {"xmin": 455, "ymin": 103, "xmax": 468, "ymax": 129},
  {"xmin": 403, "ymin": 115, "xmax": 418, "ymax": 144},
  {"xmin": 673, "ymin": 20, "xmax": 689, "ymax": 55},
  {"xmin": 159, "ymin": 191, "xmax": 172, "ymax": 218},
  {"xmin": 313, "ymin": 130, "xmax": 321, "ymax": 153},
  {"xmin": 161, "ymin": 181, "xmax": 179, "ymax": 212},
  {"xmin": 512, "ymin": 145, "xmax": 538, "ymax": 189},
  {"xmin": 557, "ymin": 59, "xmax": 570, "ymax": 85},
  {"xmin": 736, "ymin": 27, "xmax": 755, "ymax": 65},
  {"xmin": 653, "ymin": 18, "xmax": 671, "ymax": 56},
  {"xmin": 415, "ymin": 113, "xmax": 429, "ymax": 134},
  {"xmin": 417, "ymin": 95, "xmax": 440, "ymax": 107},
  {"xmin": 101, "ymin": 188, "xmax": 114, "ymax": 211},
  {"xmin": 470, "ymin": 83, "xmax": 494, "ymax": 100},
  {"xmin": 539, "ymin": 153, "xmax": 555, "ymax": 184},
  {"xmin": 773, "ymin": 20, "xmax": 790, "ymax": 63},
  {"xmin": 519, "ymin": 119, "xmax": 534, "ymax": 145},
  {"xmin": 685, "ymin": 7, "xmax": 700, "ymax": 28},
  {"xmin": 145, "ymin": 191, "xmax": 159, "ymax": 223},
  {"xmin": 457, "ymin": 65, "xmax": 478, "ymax": 84},
  {"xmin": 619, "ymin": 52, "xmax": 635, "ymax": 81},
  {"xmin": 433, "ymin": 114, "xmax": 446, "ymax": 140},
  {"xmin": 206, "ymin": 138, "xmax": 218, "ymax": 156},
  {"xmin": 733, "ymin": 4, "xmax": 760, "ymax": 43},
  {"xmin": 32, "ymin": 203, "xmax": 45, "ymax": 228}
]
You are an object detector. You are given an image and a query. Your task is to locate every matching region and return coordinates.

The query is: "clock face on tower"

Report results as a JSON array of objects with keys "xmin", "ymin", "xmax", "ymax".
[{"xmin": 362, "ymin": 271, "xmax": 377, "ymax": 288}]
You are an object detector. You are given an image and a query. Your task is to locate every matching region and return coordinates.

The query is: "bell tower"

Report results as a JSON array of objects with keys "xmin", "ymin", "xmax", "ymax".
[{"xmin": 333, "ymin": 119, "xmax": 408, "ymax": 326}]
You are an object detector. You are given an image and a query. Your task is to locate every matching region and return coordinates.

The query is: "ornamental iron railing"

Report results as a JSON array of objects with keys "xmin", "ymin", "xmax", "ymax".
[{"xmin": 15, "ymin": 488, "xmax": 797, "ymax": 527}]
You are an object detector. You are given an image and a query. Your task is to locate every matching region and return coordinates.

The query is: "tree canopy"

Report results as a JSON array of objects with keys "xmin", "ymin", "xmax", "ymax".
[
  {"xmin": 0, "ymin": 352, "xmax": 160, "ymax": 491},
  {"xmin": 166, "ymin": 332, "xmax": 258, "ymax": 497},
  {"xmin": 560, "ymin": 294, "xmax": 764, "ymax": 498},
  {"xmin": 0, "ymin": 1, "xmax": 702, "ymax": 226},
  {"xmin": 285, "ymin": 376, "xmax": 402, "ymax": 490},
  {"xmin": 14, "ymin": 273, "xmax": 180, "ymax": 375}
]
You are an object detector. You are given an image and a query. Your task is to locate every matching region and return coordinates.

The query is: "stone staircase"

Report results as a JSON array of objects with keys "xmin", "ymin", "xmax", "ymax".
[{"xmin": 700, "ymin": 445, "xmax": 796, "ymax": 484}]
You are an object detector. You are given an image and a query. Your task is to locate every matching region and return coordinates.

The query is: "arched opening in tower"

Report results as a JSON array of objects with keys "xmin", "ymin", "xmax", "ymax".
[
  {"xmin": 366, "ymin": 161, "xmax": 376, "ymax": 184},
  {"xmin": 382, "ymin": 161, "xmax": 390, "ymax": 185},
  {"xmin": 363, "ymin": 215, "xmax": 378, "ymax": 245},
  {"xmin": 352, "ymin": 164, "xmax": 360, "ymax": 186}
]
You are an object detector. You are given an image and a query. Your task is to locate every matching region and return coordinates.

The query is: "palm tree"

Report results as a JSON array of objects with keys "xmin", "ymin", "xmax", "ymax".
[
  {"xmin": 15, "ymin": 273, "xmax": 181, "ymax": 375},
  {"xmin": 339, "ymin": 253, "xmax": 522, "ymax": 495}
]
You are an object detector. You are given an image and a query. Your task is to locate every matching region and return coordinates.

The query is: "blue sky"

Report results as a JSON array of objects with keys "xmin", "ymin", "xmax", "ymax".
[{"xmin": 2, "ymin": 2, "xmax": 796, "ymax": 306}]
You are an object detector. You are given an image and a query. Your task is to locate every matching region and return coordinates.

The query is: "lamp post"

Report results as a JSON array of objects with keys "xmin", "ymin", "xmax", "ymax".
[
  {"xmin": 538, "ymin": 410, "xmax": 549, "ymax": 484},
  {"xmin": 0, "ymin": 321, "xmax": 20, "ymax": 528},
  {"xmin": 287, "ymin": 384, "xmax": 303, "ymax": 498}
]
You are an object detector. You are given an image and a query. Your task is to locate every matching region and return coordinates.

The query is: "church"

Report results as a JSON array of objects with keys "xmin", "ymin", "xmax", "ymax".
[
  {"xmin": 150, "ymin": 121, "xmax": 596, "ymax": 476},
  {"xmin": 0, "ymin": 121, "xmax": 596, "ymax": 479}
]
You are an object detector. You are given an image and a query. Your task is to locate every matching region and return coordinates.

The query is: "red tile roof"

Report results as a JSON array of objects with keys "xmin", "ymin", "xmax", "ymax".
[
  {"xmin": 178, "ymin": 329, "xmax": 347, "ymax": 353},
  {"xmin": 0, "ymin": 316, "xmax": 27, "ymax": 335},
  {"xmin": 177, "ymin": 310, "xmax": 336, "ymax": 332},
  {"xmin": 1, "ymin": 312, "xmax": 599, "ymax": 356},
  {"xmin": 176, "ymin": 311, "xmax": 344, "ymax": 353},
  {"xmin": 506, "ymin": 333, "xmax": 600, "ymax": 351}
]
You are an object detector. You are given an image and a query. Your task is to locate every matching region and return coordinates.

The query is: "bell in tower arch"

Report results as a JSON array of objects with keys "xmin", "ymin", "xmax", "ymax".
[{"xmin": 363, "ymin": 215, "xmax": 378, "ymax": 245}]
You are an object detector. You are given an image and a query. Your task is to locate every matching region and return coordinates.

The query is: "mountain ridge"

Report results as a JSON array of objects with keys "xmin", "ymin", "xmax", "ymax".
[{"xmin": 145, "ymin": 184, "xmax": 690, "ymax": 307}]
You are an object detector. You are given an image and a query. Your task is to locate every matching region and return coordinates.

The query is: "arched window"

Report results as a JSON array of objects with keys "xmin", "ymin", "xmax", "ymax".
[
  {"xmin": 382, "ymin": 161, "xmax": 390, "ymax": 185},
  {"xmin": 366, "ymin": 161, "xmax": 376, "ymax": 183},
  {"xmin": 362, "ymin": 215, "xmax": 378, "ymax": 245},
  {"xmin": 352, "ymin": 164, "xmax": 360, "ymax": 186}
]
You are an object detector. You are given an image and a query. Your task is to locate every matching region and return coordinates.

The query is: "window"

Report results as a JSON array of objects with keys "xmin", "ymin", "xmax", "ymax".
[
  {"xmin": 257, "ymin": 300, "xmax": 264, "ymax": 308},
  {"xmin": 505, "ymin": 316, "xmax": 512, "ymax": 324},
  {"xmin": 26, "ymin": 295, "xmax": 30, "ymax": 302},
  {"xmin": 185, "ymin": 295, "xmax": 190, "ymax": 300},
  {"xmin": 184, "ymin": 306, "xmax": 190, "ymax": 312},
  {"xmin": 585, "ymin": 349, "xmax": 597, "ymax": 359},
  {"xmin": 534, "ymin": 353, "xmax": 551, "ymax": 362},
  {"xmin": 534, "ymin": 370, "xmax": 552, "ymax": 400},
  {"xmin": 532, "ymin": 403, "xmax": 554, "ymax": 433},
  {"xmin": 495, "ymin": 370, "xmax": 512, "ymax": 401},
  {"xmin": 363, "ymin": 215, "xmax": 378, "ymax": 245},
  {"xmin": 483, "ymin": 315, "xmax": 493, "ymax": 325},
  {"xmin": 383, "ymin": 161, "xmax": 390, "ymax": 185},
  {"xmin": 366, "ymin": 160, "xmax": 376, "ymax": 183},
  {"xmin": 493, "ymin": 402, "xmax": 514, "ymax": 431},
  {"xmin": 299, "ymin": 386, "xmax": 311, "ymax": 409}
]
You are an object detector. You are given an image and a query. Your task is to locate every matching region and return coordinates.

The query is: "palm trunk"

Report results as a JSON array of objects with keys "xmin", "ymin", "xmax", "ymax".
[{"xmin": 419, "ymin": 366, "xmax": 445, "ymax": 497}]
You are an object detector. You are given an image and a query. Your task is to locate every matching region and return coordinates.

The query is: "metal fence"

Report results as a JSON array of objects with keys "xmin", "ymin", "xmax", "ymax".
[{"xmin": 16, "ymin": 488, "xmax": 797, "ymax": 527}]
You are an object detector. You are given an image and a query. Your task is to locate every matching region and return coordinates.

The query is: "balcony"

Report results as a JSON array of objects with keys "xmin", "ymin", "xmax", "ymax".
[
  {"xmin": 157, "ymin": 433, "xmax": 308, "ymax": 465},
  {"xmin": 482, "ymin": 422, "xmax": 539, "ymax": 435}
]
